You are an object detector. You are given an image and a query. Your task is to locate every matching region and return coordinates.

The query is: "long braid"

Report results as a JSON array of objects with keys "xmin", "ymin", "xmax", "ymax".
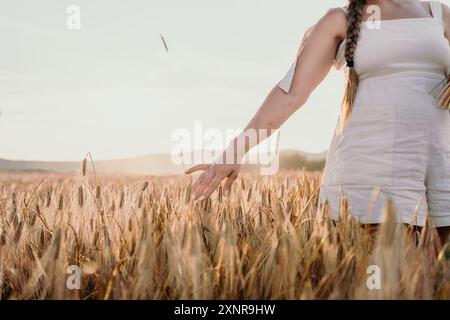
[{"xmin": 341, "ymin": 0, "xmax": 366, "ymax": 128}]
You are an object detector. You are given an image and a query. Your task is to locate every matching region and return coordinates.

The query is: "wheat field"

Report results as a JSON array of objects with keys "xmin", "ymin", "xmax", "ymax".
[{"xmin": 0, "ymin": 165, "xmax": 449, "ymax": 300}]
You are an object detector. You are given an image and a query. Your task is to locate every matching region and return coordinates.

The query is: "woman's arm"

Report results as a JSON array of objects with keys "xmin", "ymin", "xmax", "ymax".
[
  {"xmin": 443, "ymin": 3, "xmax": 450, "ymax": 43},
  {"xmin": 186, "ymin": 8, "xmax": 347, "ymax": 200}
]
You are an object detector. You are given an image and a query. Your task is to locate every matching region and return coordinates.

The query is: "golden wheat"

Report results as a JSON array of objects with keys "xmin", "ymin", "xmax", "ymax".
[{"xmin": 0, "ymin": 170, "xmax": 448, "ymax": 300}]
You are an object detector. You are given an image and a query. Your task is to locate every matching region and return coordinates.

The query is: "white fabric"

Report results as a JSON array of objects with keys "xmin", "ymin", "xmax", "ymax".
[
  {"xmin": 278, "ymin": 1, "xmax": 450, "ymax": 89},
  {"xmin": 334, "ymin": 2, "xmax": 449, "ymax": 75},
  {"xmin": 278, "ymin": 61, "xmax": 296, "ymax": 93},
  {"xmin": 277, "ymin": 1, "xmax": 450, "ymax": 226},
  {"xmin": 430, "ymin": 0, "xmax": 444, "ymax": 21},
  {"xmin": 320, "ymin": 75, "xmax": 450, "ymax": 227}
]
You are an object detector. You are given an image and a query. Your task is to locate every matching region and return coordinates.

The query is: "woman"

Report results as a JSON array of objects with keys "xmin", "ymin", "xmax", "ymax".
[{"xmin": 186, "ymin": 0, "xmax": 450, "ymax": 244}]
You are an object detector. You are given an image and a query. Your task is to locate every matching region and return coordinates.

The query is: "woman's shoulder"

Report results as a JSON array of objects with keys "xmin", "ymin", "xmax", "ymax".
[
  {"xmin": 317, "ymin": 8, "xmax": 348, "ymax": 70},
  {"xmin": 321, "ymin": 7, "xmax": 347, "ymax": 27},
  {"xmin": 327, "ymin": 6, "xmax": 348, "ymax": 15},
  {"xmin": 440, "ymin": 2, "xmax": 450, "ymax": 39},
  {"xmin": 315, "ymin": 7, "xmax": 348, "ymax": 39}
]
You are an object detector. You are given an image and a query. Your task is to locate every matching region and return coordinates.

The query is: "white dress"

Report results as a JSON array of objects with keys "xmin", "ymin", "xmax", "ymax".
[{"xmin": 277, "ymin": 1, "xmax": 450, "ymax": 227}]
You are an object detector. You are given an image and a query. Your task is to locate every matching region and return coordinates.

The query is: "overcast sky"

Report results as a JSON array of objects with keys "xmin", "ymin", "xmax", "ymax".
[{"xmin": 0, "ymin": 0, "xmax": 448, "ymax": 161}]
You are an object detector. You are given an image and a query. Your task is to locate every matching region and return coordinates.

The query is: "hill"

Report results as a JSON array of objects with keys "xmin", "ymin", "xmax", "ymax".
[{"xmin": 0, "ymin": 150, "xmax": 327, "ymax": 175}]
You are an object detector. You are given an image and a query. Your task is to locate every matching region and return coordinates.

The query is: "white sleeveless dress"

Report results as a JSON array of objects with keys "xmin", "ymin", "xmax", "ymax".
[{"xmin": 277, "ymin": 1, "xmax": 450, "ymax": 227}]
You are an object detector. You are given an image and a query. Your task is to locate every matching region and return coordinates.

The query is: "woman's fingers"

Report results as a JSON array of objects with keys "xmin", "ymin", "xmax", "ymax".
[
  {"xmin": 198, "ymin": 170, "xmax": 239, "ymax": 201},
  {"xmin": 185, "ymin": 164, "xmax": 212, "ymax": 200},
  {"xmin": 185, "ymin": 163, "xmax": 240, "ymax": 201},
  {"xmin": 192, "ymin": 170, "xmax": 208, "ymax": 191},
  {"xmin": 223, "ymin": 172, "xmax": 238, "ymax": 196},
  {"xmin": 192, "ymin": 172, "xmax": 215, "ymax": 200},
  {"xmin": 185, "ymin": 164, "xmax": 210, "ymax": 175},
  {"xmin": 200, "ymin": 177, "xmax": 224, "ymax": 200}
]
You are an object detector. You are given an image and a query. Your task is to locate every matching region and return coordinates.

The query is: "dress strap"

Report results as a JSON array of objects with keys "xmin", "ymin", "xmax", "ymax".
[{"xmin": 430, "ymin": 1, "xmax": 443, "ymax": 22}]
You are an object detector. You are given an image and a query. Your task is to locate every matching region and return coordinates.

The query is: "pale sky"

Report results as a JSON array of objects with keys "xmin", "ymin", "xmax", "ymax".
[{"xmin": 0, "ymin": 0, "xmax": 448, "ymax": 161}]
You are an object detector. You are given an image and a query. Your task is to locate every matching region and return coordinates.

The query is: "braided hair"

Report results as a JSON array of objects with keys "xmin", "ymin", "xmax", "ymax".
[{"xmin": 341, "ymin": 0, "xmax": 367, "ymax": 127}]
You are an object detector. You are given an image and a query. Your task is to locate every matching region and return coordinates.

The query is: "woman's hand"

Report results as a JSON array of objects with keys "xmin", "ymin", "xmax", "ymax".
[{"xmin": 185, "ymin": 163, "xmax": 241, "ymax": 201}]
